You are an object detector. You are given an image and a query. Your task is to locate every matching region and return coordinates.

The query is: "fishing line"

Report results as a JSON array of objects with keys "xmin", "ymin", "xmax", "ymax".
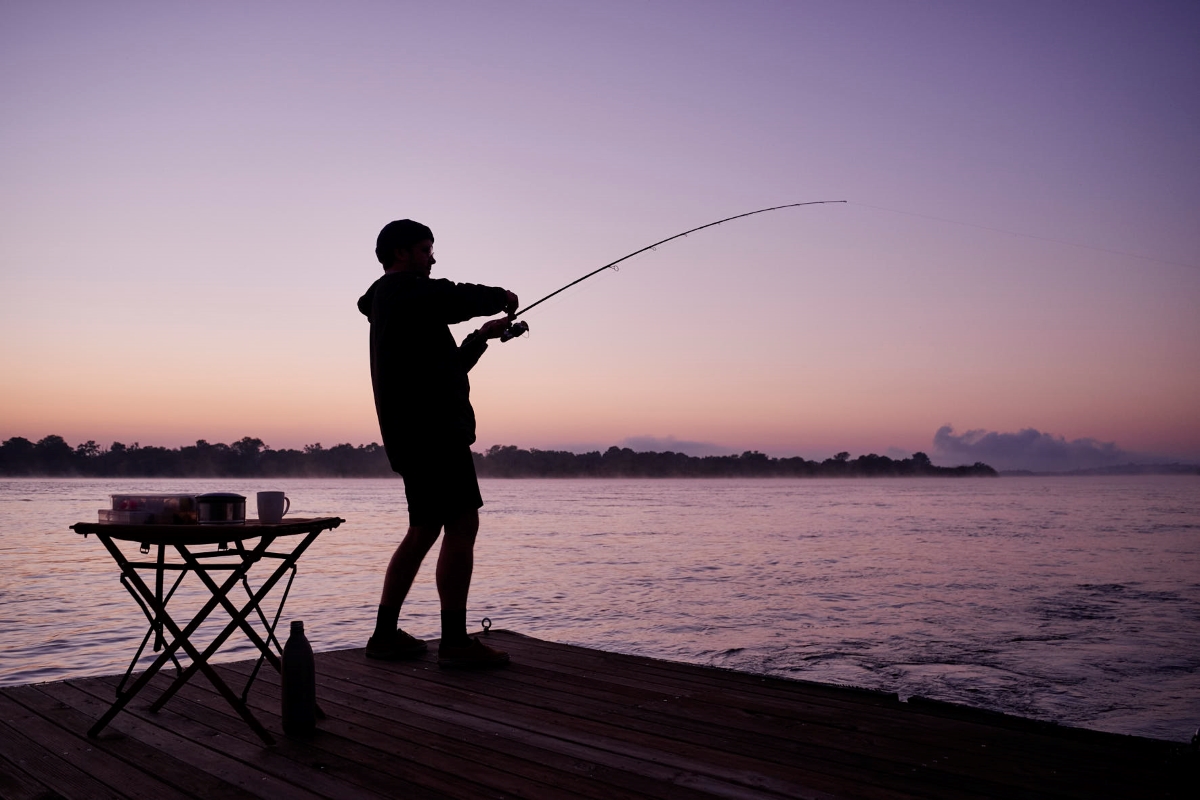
[
  {"xmin": 510, "ymin": 200, "xmax": 847, "ymax": 322},
  {"xmin": 848, "ymin": 201, "xmax": 1199, "ymax": 271}
]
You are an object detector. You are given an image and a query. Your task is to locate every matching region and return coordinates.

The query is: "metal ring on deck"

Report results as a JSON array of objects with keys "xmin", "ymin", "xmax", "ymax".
[{"xmin": 481, "ymin": 617, "xmax": 492, "ymax": 634}]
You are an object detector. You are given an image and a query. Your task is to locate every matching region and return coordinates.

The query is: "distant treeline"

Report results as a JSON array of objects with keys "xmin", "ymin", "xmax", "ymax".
[
  {"xmin": 475, "ymin": 445, "xmax": 996, "ymax": 478},
  {"xmin": 0, "ymin": 435, "xmax": 998, "ymax": 478},
  {"xmin": 0, "ymin": 436, "xmax": 390, "ymax": 477}
]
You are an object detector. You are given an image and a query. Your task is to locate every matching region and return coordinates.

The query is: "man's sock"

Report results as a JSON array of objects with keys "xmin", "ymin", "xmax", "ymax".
[
  {"xmin": 374, "ymin": 604, "xmax": 400, "ymax": 640},
  {"xmin": 440, "ymin": 608, "xmax": 469, "ymax": 646}
]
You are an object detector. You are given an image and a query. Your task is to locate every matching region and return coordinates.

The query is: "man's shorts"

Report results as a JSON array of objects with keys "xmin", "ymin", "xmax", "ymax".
[{"xmin": 398, "ymin": 444, "xmax": 483, "ymax": 528}]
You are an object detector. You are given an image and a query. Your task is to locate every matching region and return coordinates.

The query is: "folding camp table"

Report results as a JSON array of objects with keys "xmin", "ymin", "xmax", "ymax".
[{"xmin": 70, "ymin": 516, "xmax": 344, "ymax": 745}]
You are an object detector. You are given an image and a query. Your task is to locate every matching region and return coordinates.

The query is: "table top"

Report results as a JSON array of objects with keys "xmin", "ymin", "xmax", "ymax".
[{"xmin": 70, "ymin": 517, "xmax": 345, "ymax": 545}]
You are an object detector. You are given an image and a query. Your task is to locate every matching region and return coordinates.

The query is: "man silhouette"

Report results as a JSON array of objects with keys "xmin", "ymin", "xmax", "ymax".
[{"xmin": 357, "ymin": 219, "xmax": 516, "ymax": 667}]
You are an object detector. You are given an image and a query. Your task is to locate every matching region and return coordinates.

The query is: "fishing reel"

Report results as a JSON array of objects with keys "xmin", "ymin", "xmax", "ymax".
[{"xmin": 500, "ymin": 320, "xmax": 529, "ymax": 342}]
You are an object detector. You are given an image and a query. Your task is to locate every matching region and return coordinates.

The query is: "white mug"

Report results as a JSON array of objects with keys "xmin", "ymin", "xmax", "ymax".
[{"xmin": 257, "ymin": 491, "xmax": 290, "ymax": 523}]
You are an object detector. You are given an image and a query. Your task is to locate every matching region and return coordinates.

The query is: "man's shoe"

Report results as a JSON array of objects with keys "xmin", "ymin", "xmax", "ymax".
[
  {"xmin": 437, "ymin": 636, "xmax": 510, "ymax": 669},
  {"xmin": 365, "ymin": 628, "xmax": 428, "ymax": 661}
]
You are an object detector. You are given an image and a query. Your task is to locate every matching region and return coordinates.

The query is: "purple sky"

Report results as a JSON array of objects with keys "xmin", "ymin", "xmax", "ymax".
[{"xmin": 3, "ymin": 1, "xmax": 1198, "ymax": 471}]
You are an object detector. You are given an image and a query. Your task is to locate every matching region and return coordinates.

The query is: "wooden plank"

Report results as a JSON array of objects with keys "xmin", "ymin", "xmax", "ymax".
[
  {"xmin": 482, "ymin": 631, "xmax": 1186, "ymax": 793},
  {"xmin": 145, "ymin": 671, "xmax": 564, "ymax": 800},
  {"xmin": 323, "ymin": 645, "xmax": 1000, "ymax": 800},
  {"xmin": 63, "ymin": 676, "xmax": 394, "ymax": 800},
  {"xmin": 211, "ymin": 654, "xmax": 823, "ymax": 800},
  {"xmin": 37, "ymin": 679, "xmax": 328, "ymax": 800},
  {"xmin": 505, "ymin": 629, "xmax": 1173, "ymax": 767},
  {"xmin": 500, "ymin": 630, "xmax": 904, "ymax": 706},
  {"xmin": 501, "ymin": 631, "xmax": 1083, "ymax": 738},
  {"xmin": 205, "ymin": 662, "xmax": 740, "ymax": 800},
  {"xmin": 289, "ymin": 652, "xmax": 858, "ymax": 800},
  {"xmin": 0, "ymin": 693, "xmax": 124, "ymax": 800},
  {"xmin": 503, "ymin": 633, "xmax": 1199, "ymax": 798},
  {"xmin": 320, "ymin": 647, "xmax": 981, "ymax": 800},
  {"xmin": 435, "ymin": 637, "xmax": 1113, "ymax": 795},
  {"xmin": 323, "ymin": 636, "xmax": 1194, "ymax": 800},
  {"xmin": 7, "ymin": 683, "xmax": 258, "ymax": 800},
  {"xmin": 0, "ymin": 750, "xmax": 59, "ymax": 800}
]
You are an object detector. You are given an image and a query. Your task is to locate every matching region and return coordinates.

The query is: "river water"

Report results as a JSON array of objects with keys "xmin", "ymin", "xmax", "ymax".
[{"xmin": 1, "ymin": 476, "xmax": 1197, "ymax": 742}]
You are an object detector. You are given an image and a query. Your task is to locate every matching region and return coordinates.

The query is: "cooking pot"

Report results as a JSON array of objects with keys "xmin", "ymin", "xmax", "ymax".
[{"xmin": 197, "ymin": 493, "xmax": 246, "ymax": 525}]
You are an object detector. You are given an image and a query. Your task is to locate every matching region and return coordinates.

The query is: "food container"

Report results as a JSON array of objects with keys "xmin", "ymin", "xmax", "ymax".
[
  {"xmin": 103, "ymin": 493, "xmax": 197, "ymax": 524},
  {"xmin": 197, "ymin": 493, "xmax": 246, "ymax": 525},
  {"xmin": 98, "ymin": 509, "xmax": 155, "ymax": 525}
]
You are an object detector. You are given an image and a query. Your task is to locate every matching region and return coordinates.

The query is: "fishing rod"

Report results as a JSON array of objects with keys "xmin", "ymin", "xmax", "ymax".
[{"xmin": 500, "ymin": 200, "xmax": 846, "ymax": 341}]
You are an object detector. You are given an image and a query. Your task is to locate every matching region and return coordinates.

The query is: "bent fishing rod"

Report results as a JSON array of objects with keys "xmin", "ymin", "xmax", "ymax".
[{"xmin": 500, "ymin": 200, "xmax": 846, "ymax": 340}]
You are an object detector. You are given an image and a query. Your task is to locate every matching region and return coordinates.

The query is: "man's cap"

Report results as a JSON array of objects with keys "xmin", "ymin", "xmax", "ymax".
[{"xmin": 376, "ymin": 219, "xmax": 434, "ymax": 265}]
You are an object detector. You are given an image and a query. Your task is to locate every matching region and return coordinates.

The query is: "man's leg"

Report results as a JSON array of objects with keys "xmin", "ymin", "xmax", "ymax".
[
  {"xmin": 435, "ymin": 509, "xmax": 508, "ymax": 667},
  {"xmin": 366, "ymin": 523, "xmax": 441, "ymax": 660},
  {"xmin": 435, "ymin": 510, "xmax": 479, "ymax": 645},
  {"xmin": 382, "ymin": 524, "xmax": 442, "ymax": 608}
]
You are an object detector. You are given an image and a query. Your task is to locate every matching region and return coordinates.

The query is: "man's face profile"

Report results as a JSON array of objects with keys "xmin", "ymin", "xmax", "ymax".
[{"xmin": 391, "ymin": 239, "xmax": 435, "ymax": 276}]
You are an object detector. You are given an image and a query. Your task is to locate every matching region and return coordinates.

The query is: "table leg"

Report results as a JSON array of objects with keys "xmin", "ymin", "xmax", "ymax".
[
  {"xmin": 89, "ymin": 534, "xmax": 277, "ymax": 745},
  {"xmin": 148, "ymin": 529, "xmax": 322, "ymax": 715},
  {"xmin": 154, "ymin": 544, "xmax": 166, "ymax": 651},
  {"xmin": 100, "ymin": 573, "xmax": 277, "ymax": 746},
  {"xmin": 241, "ymin": 562, "xmax": 296, "ymax": 702},
  {"xmin": 116, "ymin": 571, "xmax": 182, "ymax": 696}
]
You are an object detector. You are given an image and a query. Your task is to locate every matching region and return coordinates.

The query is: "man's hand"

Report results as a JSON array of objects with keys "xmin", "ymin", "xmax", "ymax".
[
  {"xmin": 477, "ymin": 318, "xmax": 512, "ymax": 340},
  {"xmin": 504, "ymin": 291, "xmax": 519, "ymax": 316}
]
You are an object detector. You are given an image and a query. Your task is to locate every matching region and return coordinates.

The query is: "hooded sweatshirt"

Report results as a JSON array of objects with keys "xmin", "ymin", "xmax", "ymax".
[{"xmin": 358, "ymin": 272, "xmax": 510, "ymax": 472}]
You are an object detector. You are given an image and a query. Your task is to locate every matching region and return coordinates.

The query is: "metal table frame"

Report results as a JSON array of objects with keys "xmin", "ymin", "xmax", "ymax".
[{"xmin": 70, "ymin": 517, "xmax": 344, "ymax": 745}]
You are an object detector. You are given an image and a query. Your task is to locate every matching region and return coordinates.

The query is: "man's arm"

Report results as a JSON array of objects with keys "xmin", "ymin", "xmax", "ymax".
[
  {"xmin": 431, "ymin": 281, "xmax": 517, "ymax": 324},
  {"xmin": 459, "ymin": 317, "xmax": 516, "ymax": 372}
]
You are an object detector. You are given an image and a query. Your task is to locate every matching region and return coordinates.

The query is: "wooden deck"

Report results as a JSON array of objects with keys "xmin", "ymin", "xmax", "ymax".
[{"xmin": 0, "ymin": 630, "xmax": 1193, "ymax": 799}]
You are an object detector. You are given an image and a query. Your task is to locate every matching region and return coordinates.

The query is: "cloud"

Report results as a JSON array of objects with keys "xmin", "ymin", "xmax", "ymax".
[
  {"xmin": 620, "ymin": 435, "xmax": 733, "ymax": 458},
  {"xmin": 932, "ymin": 425, "xmax": 1132, "ymax": 472}
]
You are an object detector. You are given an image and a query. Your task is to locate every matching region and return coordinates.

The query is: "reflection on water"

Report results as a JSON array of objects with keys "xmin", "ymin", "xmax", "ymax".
[{"xmin": 1, "ymin": 476, "xmax": 1197, "ymax": 742}]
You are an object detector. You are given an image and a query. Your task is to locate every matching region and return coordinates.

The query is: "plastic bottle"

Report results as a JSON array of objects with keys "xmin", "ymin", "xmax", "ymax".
[{"xmin": 281, "ymin": 620, "xmax": 316, "ymax": 736}]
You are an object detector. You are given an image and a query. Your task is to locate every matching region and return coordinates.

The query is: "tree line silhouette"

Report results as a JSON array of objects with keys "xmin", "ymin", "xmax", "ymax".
[{"xmin": 0, "ymin": 435, "xmax": 997, "ymax": 478}]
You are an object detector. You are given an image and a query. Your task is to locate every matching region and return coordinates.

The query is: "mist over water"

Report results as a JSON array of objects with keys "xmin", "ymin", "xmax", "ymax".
[{"xmin": 1, "ymin": 476, "xmax": 1197, "ymax": 742}]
